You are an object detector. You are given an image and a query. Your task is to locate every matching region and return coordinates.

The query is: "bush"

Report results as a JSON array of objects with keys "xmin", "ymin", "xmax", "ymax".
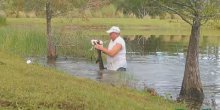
[
  {"xmin": 101, "ymin": 4, "xmax": 116, "ymax": 17},
  {"xmin": 0, "ymin": 10, "xmax": 6, "ymax": 25},
  {"xmin": 0, "ymin": 17, "xmax": 6, "ymax": 25}
]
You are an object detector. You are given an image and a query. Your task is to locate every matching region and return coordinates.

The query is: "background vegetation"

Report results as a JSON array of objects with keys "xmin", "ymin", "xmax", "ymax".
[{"xmin": 0, "ymin": 0, "xmax": 219, "ymax": 109}]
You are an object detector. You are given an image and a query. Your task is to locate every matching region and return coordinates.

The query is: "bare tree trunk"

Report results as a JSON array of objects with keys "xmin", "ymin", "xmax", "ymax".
[
  {"xmin": 16, "ymin": 9, "xmax": 19, "ymax": 18},
  {"xmin": 46, "ymin": 1, "xmax": 56, "ymax": 59},
  {"xmin": 179, "ymin": 17, "xmax": 204, "ymax": 102}
]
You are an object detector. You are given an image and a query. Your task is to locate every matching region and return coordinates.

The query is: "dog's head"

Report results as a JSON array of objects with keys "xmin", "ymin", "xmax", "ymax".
[{"xmin": 91, "ymin": 40, "xmax": 103, "ymax": 45}]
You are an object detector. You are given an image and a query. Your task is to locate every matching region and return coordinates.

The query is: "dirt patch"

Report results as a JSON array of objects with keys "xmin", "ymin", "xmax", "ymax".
[
  {"xmin": 57, "ymin": 101, "xmax": 86, "ymax": 110},
  {"xmin": 0, "ymin": 61, "xmax": 6, "ymax": 65},
  {"xmin": 38, "ymin": 101, "xmax": 86, "ymax": 110},
  {"xmin": 0, "ymin": 100, "xmax": 12, "ymax": 107}
]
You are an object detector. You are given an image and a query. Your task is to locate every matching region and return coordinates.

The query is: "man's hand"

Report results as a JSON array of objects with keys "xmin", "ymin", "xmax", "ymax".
[{"xmin": 95, "ymin": 44, "xmax": 103, "ymax": 51}]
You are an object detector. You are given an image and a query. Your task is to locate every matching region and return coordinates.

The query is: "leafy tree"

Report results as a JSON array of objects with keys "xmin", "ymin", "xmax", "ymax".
[
  {"xmin": 112, "ymin": 0, "xmax": 163, "ymax": 18},
  {"xmin": 3, "ymin": 0, "xmax": 25, "ymax": 17},
  {"xmin": 25, "ymin": 0, "xmax": 88, "ymax": 59},
  {"xmin": 113, "ymin": 0, "xmax": 220, "ymax": 105},
  {"xmin": 28, "ymin": 0, "xmax": 109, "ymax": 59},
  {"xmin": 0, "ymin": 0, "xmax": 6, "ymax": 25},
  {"xmin": 0, "ymin": 0, "xmax": 6, "ymax": 10},
  {"xmin": 155, "ymin": 0, "xmax": 220, "ymax": 104},
  {"xmin": 3, "ymin": 0, "xmax": 110, "ymax": 59}
]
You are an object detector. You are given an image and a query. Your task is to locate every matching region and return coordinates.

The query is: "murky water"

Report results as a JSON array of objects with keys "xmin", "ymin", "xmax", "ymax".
[{"xmin": 38, "ymin": 35, "xmax": 220, "ymax": 109}]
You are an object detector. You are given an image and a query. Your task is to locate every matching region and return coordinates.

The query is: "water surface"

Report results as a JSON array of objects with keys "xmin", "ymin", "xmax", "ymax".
[{"xmin": 39, "ymin": 35, "xmax": 220, "ymax": 109}]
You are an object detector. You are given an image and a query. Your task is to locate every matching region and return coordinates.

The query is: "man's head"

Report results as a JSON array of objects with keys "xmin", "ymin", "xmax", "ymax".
[{"xmin": 106, "ymin": 26, "xmax": 120, "ymax": 40}]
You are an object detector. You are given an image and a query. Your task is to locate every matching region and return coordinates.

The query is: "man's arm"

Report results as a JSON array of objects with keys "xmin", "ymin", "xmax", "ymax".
[{"xmin": 95, "ymin": 43, "xmax": 122, "ymax": 57}]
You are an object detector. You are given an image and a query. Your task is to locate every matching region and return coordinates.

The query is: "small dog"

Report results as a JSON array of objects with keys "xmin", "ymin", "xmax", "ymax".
[
  {"xmin": 91, "ymin": 39, "xmax": 105, "ymax": 70},
  {"xmin": 91, "ymin": 39, "xmax": 103, "ymax": 45}
]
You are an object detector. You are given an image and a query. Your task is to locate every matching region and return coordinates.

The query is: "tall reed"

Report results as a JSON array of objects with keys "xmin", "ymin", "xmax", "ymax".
[
  {"xmin": 0, "ymin": 17, "xmax": 6, "ymax": 25},
  {"xmin": 54, "ymin": 30, "xmax": 108, "ymax": 60},
  {"xmin": 0, "ymin": 25, "xmax": 108, "ymax": 59},
  {"xmin": 0, "ymin": 26, "xmax": 47, "ymax": 57}
]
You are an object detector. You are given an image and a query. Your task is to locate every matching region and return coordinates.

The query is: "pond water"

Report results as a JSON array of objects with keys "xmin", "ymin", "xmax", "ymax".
[{"xmin": 39, "ymin": 35, "xmax": 220, "ymax": 109}]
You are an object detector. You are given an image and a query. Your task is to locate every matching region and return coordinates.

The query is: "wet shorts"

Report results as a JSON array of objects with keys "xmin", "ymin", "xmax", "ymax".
[{"xmin": 117, "ymin": 67, "xmax": 126, "ymax": 71}]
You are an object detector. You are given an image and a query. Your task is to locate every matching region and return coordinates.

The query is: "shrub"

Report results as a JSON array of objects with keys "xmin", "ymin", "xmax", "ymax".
[{"xmin": 0, "ymin": 10, "xmax": 6, "ymax": 25}]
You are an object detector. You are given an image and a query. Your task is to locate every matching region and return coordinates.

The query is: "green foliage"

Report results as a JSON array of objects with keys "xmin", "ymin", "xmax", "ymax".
[
  {"xmin": 0, "ymin": 16, "xmax": 6, "ymax": 25},
  {"xmin": 101, "ymin": 4, "xmax": 117, "ymax": 17},
  {"xmin": 71, "ymin": 0, "xmax": 88, "ymax": 8},
  {"xmin": 112, "ymin": 0, "xmax": 163, "ymax": 18},
  {"xmin": 2, "ymin": 18, "xmax": 220, "ymax": 58},
  {"xmin": 0, "ymin": 10, "xmax": 6, "ymax": 25},
  {"xmin": 24, "ymin": 0, "xmax": 46, "ymax": 16},
  {"xmin": 3, "ymin": 0, "xmax": 88, "ymax": 17},
  {"xmin": 156, "ymin": 0, "xmax": 220, "ymax": 25},
  {"xmin": 0, "ymin": 26, "xmax": 46, "ymax": 56}
]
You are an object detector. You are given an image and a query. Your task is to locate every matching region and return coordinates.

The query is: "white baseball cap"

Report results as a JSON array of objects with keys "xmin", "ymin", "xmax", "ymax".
[{"xmin": 106, "ymin": 26, "xmax": 120, "ymax": 34}]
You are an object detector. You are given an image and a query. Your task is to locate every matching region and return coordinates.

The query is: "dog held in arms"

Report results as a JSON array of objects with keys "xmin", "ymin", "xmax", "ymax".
[{"xmin": 91, "ymin": 40, "xmax": 105, "ymax": 70}]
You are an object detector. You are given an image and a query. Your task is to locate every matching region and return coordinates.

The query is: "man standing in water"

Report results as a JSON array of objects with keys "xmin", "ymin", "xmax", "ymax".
[{"xmin": 95, "ymin": 26, "xmax": 127, "ymax": 71}]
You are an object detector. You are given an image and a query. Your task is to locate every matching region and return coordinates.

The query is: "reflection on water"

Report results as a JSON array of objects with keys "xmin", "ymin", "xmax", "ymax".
[
  {"xmin": 37, "ymin": 35, "xmax": 220, "ymax": 109},
  {"xmin": 96, "ymin": 70, "xmax": 135, "ymax": 87}
]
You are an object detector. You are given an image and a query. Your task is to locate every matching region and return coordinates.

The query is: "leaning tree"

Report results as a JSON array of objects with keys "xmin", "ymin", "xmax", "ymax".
[
  {"xmin": 19, "ymin": 0, "xmax": 88, "ymax": 59},
  {"xmin": 25, "ymin": 0, "xmax": 110, "ymax": 59},
  {"xmin": 156, "ymin": 0, "xmax": 220, "ymax": 103},
  {"xmin": 113, "ymin": 0, "xmax": 220, "ymax": 103}
]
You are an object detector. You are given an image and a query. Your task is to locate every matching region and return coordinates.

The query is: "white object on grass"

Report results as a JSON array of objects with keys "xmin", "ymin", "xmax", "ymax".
[{"xmin": 26, "ymin": 59, "xmax": 32, "ymax": 64}]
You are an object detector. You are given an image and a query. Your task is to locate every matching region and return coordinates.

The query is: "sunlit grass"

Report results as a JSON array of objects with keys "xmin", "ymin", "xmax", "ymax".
[
  {"xmin": 7, "ymin": 18, "xmax": 220, "ymax": 36},
  {"xmin": 0, "ymin": 51, "xmax": 186, "ymax": 110},
  {"xmin": 1, "ymin": 18, "xmax": 220, "ymax": 58},
  {"xmin": 0, "ymin": 26, "xmax": 46, "ymax": 57},
  {"xmin": 0, "ymin": 17, "xmax": 6, "ymax": 25}
]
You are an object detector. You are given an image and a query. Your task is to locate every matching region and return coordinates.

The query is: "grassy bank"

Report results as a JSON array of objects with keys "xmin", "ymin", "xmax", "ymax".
[{"xmin": 0, "ymin": 51, "xmax": 186, "ymax": 110}]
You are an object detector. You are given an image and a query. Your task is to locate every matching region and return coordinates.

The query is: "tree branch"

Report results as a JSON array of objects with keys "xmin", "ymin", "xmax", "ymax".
[
  {"xmin": 200, "ymin": 13, "xmax": 220, "ymax": 25},
  {"xmin": 154, "ymin": 1, "xmax": 193, "ymax": 25},
  {"xmin": 173, "ymin": 1, "xmax": 196, "ymax": 13}
]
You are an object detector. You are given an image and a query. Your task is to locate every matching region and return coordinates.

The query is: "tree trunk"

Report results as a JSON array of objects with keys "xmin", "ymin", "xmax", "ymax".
[
  {"xmin": 46, "ymin": 1, "xmax": 56, "ymax": 59},
  {"xmin": 16, "ymin": 9, "xmax": 19, "ymax": 18},
  {"xmin": 179, "ymin": 17, "xmax": 204, "ymax": 102}
]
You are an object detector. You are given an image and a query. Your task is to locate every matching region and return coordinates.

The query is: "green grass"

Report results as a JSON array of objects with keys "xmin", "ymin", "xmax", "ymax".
[
  {"xmin": 0, "ymin": 25, "xmax": 46, "ymax": 57},
  {"xmin": 1, "ymin": 18, "xmax": 220, "ymax": 58},
  {"xmin": 0, "ymin": 17, "xmax": 6, "ymax": 25},
  {"xmin": 7, "ymin": 18, "xmax": 220, "ymax": 36},
  {"xmin": 0, "ymin": 51, "xmax": 186, "ymax": 110}
]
